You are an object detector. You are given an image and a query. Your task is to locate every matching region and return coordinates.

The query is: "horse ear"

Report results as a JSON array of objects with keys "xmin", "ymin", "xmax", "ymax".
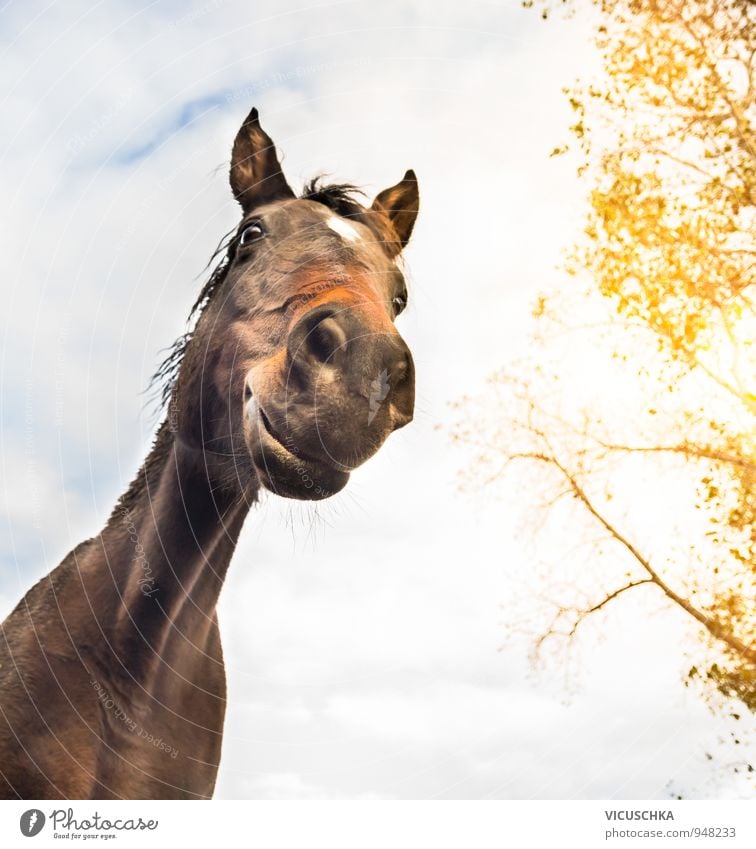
[
  {"xmin": 229, "ymin": 108, "xmax": 295, "ymax": 212},
  {"xmin": 371, "ymin": 170, "xmax": 419, "ymax": 250}
]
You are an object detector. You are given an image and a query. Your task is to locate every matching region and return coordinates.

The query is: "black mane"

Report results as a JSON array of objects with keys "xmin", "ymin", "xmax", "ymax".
[
  {"xmin": 148, "ymin": 230, "xmax": 234, "ymax": 415},
  {"xmin": 301, "ymin": 177, "xmax": 365, "ymax": 219}
]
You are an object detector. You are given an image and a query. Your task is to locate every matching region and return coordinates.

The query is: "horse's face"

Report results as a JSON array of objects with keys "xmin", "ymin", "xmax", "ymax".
[{"xmin": 174, "ymin": 109, "xmax": 418, "ymax": 500}]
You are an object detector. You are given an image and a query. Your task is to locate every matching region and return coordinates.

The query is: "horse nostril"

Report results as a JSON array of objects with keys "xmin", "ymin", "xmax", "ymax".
[
  {"xmin": 391, "ymin": 355, "xmax": 410, "ymax": 386},
  {"xmin": 386, "ymin": 340, "xmax": 413, "ymax": 386},
  {"xmin": 385, "ymin": 341, "xmax": 414, "ymax": 430},
  {"xmin": 302, "ymin": 316, "xmax": 348, "ymax": 365},
  {"xmin": 244, "ymin": 381, "xmax": 253, "ymax": 402}
]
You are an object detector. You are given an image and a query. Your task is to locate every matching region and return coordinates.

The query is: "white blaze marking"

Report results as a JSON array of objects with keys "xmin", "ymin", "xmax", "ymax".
[{"xmin": 327, "ymin": 215, "xmax": 360, "ymax": 242}]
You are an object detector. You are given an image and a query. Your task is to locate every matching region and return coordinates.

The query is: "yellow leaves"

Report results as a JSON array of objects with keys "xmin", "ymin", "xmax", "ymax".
[
  {"xmin": 520, "ymin": 0, "xmax": 756, "ymax": 713},
  {"xmin": 576, "ymin": 150, "xmax": 754, "ymax": 363},
  {"xmin": 532, "ymin": 294, "xmax": 549, "ymax": 319}
]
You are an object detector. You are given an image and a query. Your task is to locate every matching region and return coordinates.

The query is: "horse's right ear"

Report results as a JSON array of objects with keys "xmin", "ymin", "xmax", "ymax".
[
  {"xmin": 371, "ymin": 169, "xmax": 419, "ymax": 252},
  {"xmin": 229, "ymin": 108, "xmax": 295, "ymax": 213}
]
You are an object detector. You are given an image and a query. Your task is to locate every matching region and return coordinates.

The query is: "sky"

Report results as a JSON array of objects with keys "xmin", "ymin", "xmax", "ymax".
[{"xmin": 0, "ymin": 0, "xmax": 750, "ymax": 799}]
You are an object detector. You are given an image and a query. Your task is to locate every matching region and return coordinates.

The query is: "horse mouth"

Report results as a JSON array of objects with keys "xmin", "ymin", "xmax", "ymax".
[{"xmin": 245, "ymin": 397, "xmax": 350, "ymax": 500}]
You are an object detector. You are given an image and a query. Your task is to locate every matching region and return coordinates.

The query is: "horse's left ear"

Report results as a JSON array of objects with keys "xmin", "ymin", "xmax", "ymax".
[
  {"xmin": 230, "ymin": 107, "xmax": 295, "ymax": 212},
  {"xmin": 371, "ymin": 170, "xmax": 419, "ymax": 250}
]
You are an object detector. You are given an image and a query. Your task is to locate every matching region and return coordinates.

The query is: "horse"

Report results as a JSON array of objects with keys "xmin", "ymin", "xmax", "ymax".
[{"xmin": 0, "ymin": 107, "xmax": 419, "ymax": 799}]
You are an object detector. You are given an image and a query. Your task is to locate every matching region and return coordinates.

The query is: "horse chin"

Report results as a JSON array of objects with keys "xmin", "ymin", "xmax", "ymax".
[{"xmin": 245, "ymin": 404, "xmax": 350, "ymax": 501}]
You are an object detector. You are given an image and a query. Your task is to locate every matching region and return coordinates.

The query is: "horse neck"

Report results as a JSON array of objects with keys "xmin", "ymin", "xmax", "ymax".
[{"xmin": 95, "ymin": 422, "xmax": 256, "ymax": 679}]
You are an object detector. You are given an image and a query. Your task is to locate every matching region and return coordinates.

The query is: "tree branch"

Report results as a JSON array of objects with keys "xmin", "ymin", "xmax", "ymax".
[
  {"xmin": 567, "ymin": 578, "xmax": 655, "ymax": 636},
  {"xmin": 510, "ymin": 450, "xmax": 756, "ymax": 665},
  {"xmin": 589, "ymin": 439, "xmax": 756, "ymax": 472}
]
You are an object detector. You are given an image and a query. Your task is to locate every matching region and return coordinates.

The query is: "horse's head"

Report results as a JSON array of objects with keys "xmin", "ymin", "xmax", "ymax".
[{"xmin": 171, "ymin": 108, "xmax": 418, "ymax": 500}]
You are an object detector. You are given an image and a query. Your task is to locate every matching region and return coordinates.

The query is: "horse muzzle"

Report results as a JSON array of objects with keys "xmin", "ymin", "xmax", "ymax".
[{"xmin": 242, "ymin": 304, "xmax": 415, "ymax": 500}]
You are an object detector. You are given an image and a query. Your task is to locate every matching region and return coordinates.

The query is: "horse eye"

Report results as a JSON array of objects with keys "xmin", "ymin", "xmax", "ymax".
[
  {"xmin": 239, "ymin": 221, "xmax": 265, "ymax": 246},
  {"xmin": 392, "ymin": 293, "xmax": 408, "ymax": 316}
]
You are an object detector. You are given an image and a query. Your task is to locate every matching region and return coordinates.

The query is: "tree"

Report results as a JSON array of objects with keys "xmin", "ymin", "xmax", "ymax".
[{"xmin": 456, "ymin": 0, "xmax": 755, "ymax": 714}]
